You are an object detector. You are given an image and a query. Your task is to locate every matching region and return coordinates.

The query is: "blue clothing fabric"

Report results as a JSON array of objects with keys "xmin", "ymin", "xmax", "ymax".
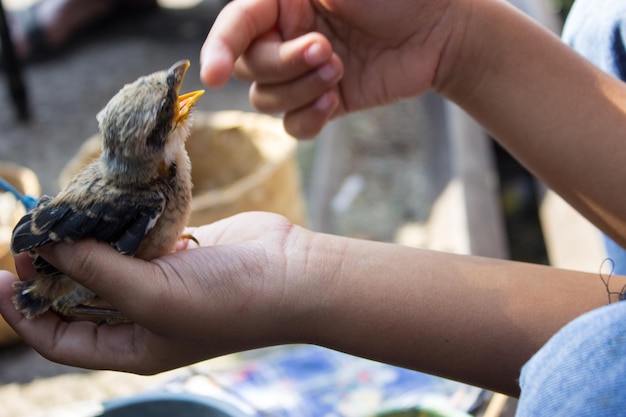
[
  {"xmin": 517, "ymin": 301, "xmax": 626, "ymax": 416},
  {"xmin": 561, "ymin": 0, "xmax": 626, "ymax": 276},
  {"xmin": 517, "ymin": 1, "xmax": 626, "ymax": 415}
]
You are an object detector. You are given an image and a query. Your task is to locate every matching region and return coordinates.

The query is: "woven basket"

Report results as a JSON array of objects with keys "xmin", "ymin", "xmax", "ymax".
[
  {"xmin": 0, "ymin": 162, "xmax": 41, "ymax": 346},
  {"xmin": 59, "ymin": 111, "xmax": 306, "ymax": 226}
]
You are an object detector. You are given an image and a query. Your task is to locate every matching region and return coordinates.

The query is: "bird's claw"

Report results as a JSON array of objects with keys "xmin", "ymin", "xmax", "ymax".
[
  {"xmin": 180, "ymin": 233, "xmax": 199, "ymax": 247},
  {"xmin": 62, "ymin": 305, "xmax": 131, "ymax": 325}
]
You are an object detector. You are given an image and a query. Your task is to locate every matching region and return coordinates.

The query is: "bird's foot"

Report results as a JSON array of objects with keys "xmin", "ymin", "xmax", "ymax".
[
  {"xmin": 175, "ymin": 233, "xmax": 199, "ymax": 251},
  {"xmin": 181, "ymin": 233, "xmax": 199, "ymax": 246},
  {"xmin": 59, "ymin": 305, "xmax": 131, "ymax": 325}
]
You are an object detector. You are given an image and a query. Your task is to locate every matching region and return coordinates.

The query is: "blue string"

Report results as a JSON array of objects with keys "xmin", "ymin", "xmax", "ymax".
[{"xmin": 0, "ymin": 176, "xmax": 37, "ymax": 211}]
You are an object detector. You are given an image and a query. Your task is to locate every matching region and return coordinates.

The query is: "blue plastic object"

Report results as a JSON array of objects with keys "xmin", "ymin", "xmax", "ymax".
[{"xmin": 0, "ymin": 176, "xmax": 37, "ymax": 211}]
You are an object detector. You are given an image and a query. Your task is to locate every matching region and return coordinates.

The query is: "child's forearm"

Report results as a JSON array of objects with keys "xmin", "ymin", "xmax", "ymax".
[
  {"xmin": 438, "ymin": 0, "xmax": 626, "ymax": 246},
  {"xmin": 303, "ymin": 230, "xmax": 625, "ymax": 396}
]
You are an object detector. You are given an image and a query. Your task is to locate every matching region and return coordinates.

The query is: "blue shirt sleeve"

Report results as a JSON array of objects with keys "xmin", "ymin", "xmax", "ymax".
[
  {"xmin": 562, "ymin": 0, "xmax": 626, "ymax": 79},
  {"xmin": 518, "ymin": 301, "xmax": 626, "ymax": 416}
]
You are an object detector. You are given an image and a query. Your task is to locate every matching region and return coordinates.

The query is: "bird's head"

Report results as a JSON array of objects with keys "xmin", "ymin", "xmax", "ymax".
[{"xmin": 96, "ymin": 60, "xmax": 204, "ymax": 179}]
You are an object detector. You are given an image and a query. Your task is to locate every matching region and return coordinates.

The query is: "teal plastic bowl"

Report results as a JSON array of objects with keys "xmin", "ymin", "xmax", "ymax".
[{"xmin": 97, "ymin": 392, "xmax": 248, "ymax": 417}]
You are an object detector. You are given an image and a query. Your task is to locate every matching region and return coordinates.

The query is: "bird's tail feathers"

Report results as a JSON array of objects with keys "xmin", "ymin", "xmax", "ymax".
[{"xmin": 12, "ymin": 280, "xmax": 53, "ymax": 319}]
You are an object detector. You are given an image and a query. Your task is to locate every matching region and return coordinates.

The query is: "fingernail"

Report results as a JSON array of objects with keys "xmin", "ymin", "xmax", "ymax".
[
  {"xmin": 317, "ymin": 63, "xmax": 338, "ymax": 82},
  {"xmin": 305, "ymin": 42, "xmax": 328, "ymax": 66}
]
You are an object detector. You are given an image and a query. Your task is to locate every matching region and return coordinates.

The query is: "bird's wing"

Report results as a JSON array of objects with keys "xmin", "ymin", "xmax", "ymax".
[{"xmin": 11, "ymin": 188, "xmax": 166, "ymax": 256}]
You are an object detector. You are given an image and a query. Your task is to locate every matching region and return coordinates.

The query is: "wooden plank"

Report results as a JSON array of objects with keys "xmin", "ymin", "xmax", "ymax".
[{"xmin": 538, "ymin": 187, "xmax": 607, "ymax": 272}]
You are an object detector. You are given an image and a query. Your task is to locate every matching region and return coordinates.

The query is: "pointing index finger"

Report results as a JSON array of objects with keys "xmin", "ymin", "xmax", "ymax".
[{"xmin": 200, "ymin": 0, "xmax": 280, "ymax": 87}]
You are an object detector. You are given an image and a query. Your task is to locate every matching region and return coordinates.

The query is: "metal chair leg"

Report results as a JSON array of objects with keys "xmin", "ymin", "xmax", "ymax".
[{"xmin": 0, "ymin": 1, "xmax": 29, "ymax": 121}]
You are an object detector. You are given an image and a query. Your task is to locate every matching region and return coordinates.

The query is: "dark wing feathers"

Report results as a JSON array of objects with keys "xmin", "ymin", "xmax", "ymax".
[
  {"xmin": 113, "ymin": 212, "xmax": 156, "ymax": 255},
  {"xmin": 11, "ymin": 189, "xmax": 165, "ymax": 257},
  {"xmin": 11, "ymin": 211, "xmax": 50, "ymax": 252}
]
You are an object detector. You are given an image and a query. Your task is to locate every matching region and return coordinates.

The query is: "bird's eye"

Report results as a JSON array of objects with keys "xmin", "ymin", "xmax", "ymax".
[
  {"xmin": 160, "ymin": 98, "xmax": 174, "ymax": 121},
  {"xmin": 146, "ymin": 97, "xmax": 175, "ymax": 150}
]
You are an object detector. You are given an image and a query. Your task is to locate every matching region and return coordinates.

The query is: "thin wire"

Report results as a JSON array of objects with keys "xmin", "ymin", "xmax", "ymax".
[{"xmin": 598, "ymin": 258, "xmax": 626, "ymax": 303}]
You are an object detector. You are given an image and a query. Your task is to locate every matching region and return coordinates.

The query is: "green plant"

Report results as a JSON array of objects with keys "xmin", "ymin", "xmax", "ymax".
[{"xmin": 552, "ymin": 0, "xmax": 576, "ymax": 19}]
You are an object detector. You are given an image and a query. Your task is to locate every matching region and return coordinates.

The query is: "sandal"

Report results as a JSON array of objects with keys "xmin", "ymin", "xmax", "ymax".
[{"xmin": 2, "ymin": 0, "xmax": 158, "ymax": 65}]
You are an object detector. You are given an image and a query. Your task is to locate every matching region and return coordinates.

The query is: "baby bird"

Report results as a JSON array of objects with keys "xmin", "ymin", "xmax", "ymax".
[{"xmin": 11, "ymin": 59, "xmax": 204, "ymax": 323}]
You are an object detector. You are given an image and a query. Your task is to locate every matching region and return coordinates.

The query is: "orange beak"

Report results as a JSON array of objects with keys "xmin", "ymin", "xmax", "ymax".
[{"xmin": 176, "ymin": 89, "xmax": 205, "ymax": 123}]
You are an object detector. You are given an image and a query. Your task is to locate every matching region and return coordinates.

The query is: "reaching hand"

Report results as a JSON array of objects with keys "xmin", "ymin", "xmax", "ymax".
[{"xmin": 200, "ymin": 0, "xmax": 462, "ymax": 138}]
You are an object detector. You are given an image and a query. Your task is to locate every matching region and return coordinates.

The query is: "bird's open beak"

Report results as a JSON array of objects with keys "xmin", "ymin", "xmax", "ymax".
[
  {"xmin": 168, "ymin": 60, "xmax": 205, "ymax": 123},
  {"xmin": 176, "ymin": 89, "xmax": 204, "ymax": 123}
]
